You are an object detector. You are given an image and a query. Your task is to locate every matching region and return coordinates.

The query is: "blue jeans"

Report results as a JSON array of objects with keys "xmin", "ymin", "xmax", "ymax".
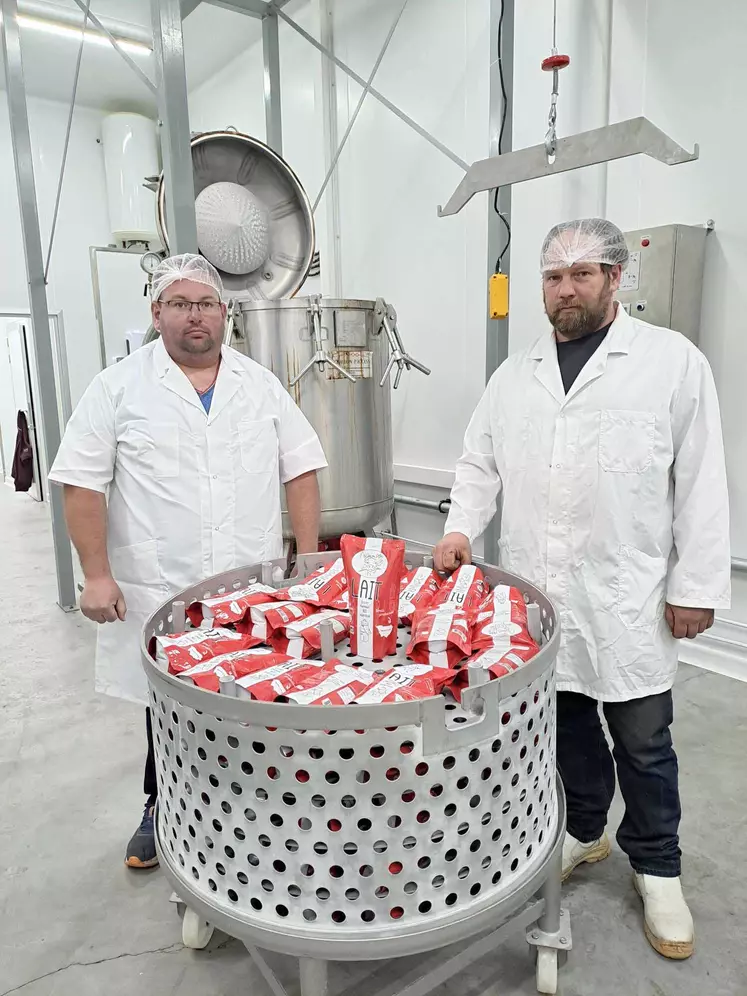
[{"xmin": 557, "ymin": 689, "xmax": 682, "ymax": 877}]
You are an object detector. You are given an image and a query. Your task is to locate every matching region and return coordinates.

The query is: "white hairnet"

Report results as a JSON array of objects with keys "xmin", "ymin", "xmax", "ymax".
[
  {"xmin": 195, "ymin": 181, "xmax": 269, "ymax": 275},
  {"xmin": 540, "ymin": 218, "xmax": 630, "ymax": 272},
  {"xmin": 151, "ymin": 253, "xmax": 224, "ymax": 301}
]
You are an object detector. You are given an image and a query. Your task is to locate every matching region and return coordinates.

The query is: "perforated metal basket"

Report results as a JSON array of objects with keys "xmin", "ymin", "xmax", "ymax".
[{"xmin": 140, "ymin": 551, "xmax": 560, "ymax": 961}]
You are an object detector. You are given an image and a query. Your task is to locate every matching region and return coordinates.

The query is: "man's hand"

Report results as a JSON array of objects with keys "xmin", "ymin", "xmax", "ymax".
[
  {"xmin": 434, "ymin": 532, "xmax": 472, "ymax": 573},
  {"xmin": 80, "ymin": 575, "xmax": 127, "ymax": 624},
  {"xmin": 665, "ymin": 603, "xmax": 714, "ymax": 640}
]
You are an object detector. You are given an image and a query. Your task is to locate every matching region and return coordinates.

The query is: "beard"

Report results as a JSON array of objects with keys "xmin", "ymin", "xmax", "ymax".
[
  {"xmin": 178, "ymin": 327, "xmax": 220, "ymax": 355},
  {"xmin": 545, "ymin": 283, "xmax": 614, "ymax": 339}
]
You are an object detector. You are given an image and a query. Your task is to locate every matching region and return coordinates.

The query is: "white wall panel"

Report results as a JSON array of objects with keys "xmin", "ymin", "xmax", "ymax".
[{"xmin": 0, "ymin": 94, "xmax": 116, "ymax": 408}]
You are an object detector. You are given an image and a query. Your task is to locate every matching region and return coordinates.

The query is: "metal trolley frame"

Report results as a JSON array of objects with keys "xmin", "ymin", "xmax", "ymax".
[{"xmin": 141, "ymin": 551, "xmax": 571, "ymax": 994}]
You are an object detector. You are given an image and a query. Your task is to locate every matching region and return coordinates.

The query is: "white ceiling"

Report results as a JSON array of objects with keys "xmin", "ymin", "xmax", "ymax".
[{"xmin": 0, "ymin": 1, "xmax": 263, "ymax": 116}]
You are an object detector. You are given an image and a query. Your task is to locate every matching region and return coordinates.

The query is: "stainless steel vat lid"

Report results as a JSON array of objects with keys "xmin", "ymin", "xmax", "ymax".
[{"xmin": 157, "ymin": 130, "xmax": 315, "ymax": 300}]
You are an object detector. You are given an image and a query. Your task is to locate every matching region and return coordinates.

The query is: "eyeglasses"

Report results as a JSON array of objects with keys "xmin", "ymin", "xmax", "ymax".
[{"xmin": 161, "ymin": 300, "xmax": 222, "ymax": 314}]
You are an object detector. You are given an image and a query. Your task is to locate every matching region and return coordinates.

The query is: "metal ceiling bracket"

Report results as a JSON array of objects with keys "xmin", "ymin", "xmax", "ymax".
[
  {"xmin": 198, "ymin": 0, "xmax": 293, "ymax": 16},
  {"xmin": 437, "ymin": 116, "xmax": 699, "ymax": 217}
]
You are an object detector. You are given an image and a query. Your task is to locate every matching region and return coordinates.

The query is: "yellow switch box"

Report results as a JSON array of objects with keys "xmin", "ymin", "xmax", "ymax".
[{"xmin": 489, "ymin": 272, "xmax": 509, "ymax": 319}]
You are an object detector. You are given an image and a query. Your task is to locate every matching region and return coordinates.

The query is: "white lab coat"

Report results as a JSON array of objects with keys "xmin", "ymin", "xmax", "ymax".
[
  {"xmin": 445, "ymin": 306, "xmax": 731, "ymax": 701},
  {"xmin": 49, "ymin": 338, "xmax": 327, "ymax": 705}
]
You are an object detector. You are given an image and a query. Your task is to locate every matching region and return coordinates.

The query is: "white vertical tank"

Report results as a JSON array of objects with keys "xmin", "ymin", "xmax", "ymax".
[{"xmin": 102, "ymin": 113, "xmax": 159, "ymax": 242}]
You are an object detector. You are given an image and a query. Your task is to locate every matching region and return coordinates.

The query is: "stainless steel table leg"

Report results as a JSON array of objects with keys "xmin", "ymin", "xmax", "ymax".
[{"xmin": 300, "ymin": 958, "xmax": 329, "ymax": 996}]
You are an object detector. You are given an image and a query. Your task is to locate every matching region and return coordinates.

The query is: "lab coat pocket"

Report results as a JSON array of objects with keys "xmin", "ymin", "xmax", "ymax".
[
  {"xmin": 147, "ymin": 422, "xmax": 180, "ymax": 479},
  {"xmin": 598, "ymin": 410, "xmax": 655, "ymax": 473},
  {"xmin": 616, "ymin": 545, "xmax": 667, "ymax": 630},
  {"xmin": 109, "ymin": 539, "xmax": 161, "ymax": 592},
  {"xmin": 239, "ymin": 418, "xmax": 278, "ymax": 474}
]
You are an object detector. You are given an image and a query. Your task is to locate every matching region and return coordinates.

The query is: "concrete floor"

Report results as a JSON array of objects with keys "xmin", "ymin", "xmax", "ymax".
[{"xmin": 1, "ymin": 484, "xmax": 746, "ymax": 996}]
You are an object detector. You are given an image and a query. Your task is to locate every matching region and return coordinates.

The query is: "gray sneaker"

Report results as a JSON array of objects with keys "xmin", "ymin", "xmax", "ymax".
[{"xmin": 125, "ymin": 803, "xmax": 159, "ymax": 869}]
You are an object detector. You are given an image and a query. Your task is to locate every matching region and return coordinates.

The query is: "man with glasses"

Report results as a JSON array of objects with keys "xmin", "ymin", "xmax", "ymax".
[{"xmin": 49, "ymin": 254, "xmax": 327, "ymax": 869}]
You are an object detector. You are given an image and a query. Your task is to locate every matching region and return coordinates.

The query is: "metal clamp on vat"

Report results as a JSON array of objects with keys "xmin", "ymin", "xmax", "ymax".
[
  {"xmin": 374, "ymin": 298, "xmax": 431, "ymax": 389},
  {"xmin": 290, "ymin": 296, "xmax": 356, "ymax": 386}
]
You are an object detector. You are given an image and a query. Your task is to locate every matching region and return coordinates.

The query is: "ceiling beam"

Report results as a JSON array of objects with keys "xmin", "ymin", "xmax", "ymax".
[
  {"xmin": 203, "ymin": 0, "xmax": 268, "ymax": 17},
  {"xmin": 182, "ymin": 0, "xmax": 294, "ymax": 19}
]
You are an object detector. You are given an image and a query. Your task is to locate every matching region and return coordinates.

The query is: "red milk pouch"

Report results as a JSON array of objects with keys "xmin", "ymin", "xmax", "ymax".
[
  {"xmin": 235, "ymin": 659, "xmax": 327, "ymax": 701},
  {"xmin": 354, "ymin": 663, "xmax": 457, "ymax": 704},
  {"xmin": 471, "ymin": 585, "xmax": 534, "ymax": 653},
  {"xmin": 269, "ymin": 609, "xmax": 351, "ymax": 659},
  {"xmin": 284, "ymin": 661, "xmax": 375, "ymax": 706},
  {"xmin": 272, "ymin": 558, "xmax": 348, "ymax": 610},
  {"xmin": 242, "ymin": 600, "xmax": 317, "ymax": 641},
  {"xmin": 152, "ymin": 627, "xmax": 262, "ymax": 673},
  {"xmin": 451, "ymin": 642, "xmax": 539, "ymax": 700},
  {"xmin": 177, "ymin": 649, "xmax": 293, "ymax": 692},
  {"xmin": 398, "ymin": 567, "xmax": 442, "ymax": 626},
  {"xmin": 341, "ymin": 535, "xmax": 405, "ymax": 659},
  {"xmin": 187, "ymin": 583, "xmax": 276, "ymax": 627},
  {"xmin": 406, "ymin": 607, "xmax": 472, "ymax": 668},
  {"xmin": 429, "ymin": 565, "xmax": 489, "ymax": 620}
]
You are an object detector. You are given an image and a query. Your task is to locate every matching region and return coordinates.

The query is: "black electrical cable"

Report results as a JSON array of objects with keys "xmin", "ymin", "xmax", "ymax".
[{"xmin": 493, "ymin": 0, "xmax": 511, "ymax": 273}]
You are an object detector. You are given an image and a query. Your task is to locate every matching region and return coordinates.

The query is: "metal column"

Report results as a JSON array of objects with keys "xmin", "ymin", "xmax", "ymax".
[
  {"xmin": 483, "ymin": 0, "xmax": 514, "ymax": 566},
  {"xmin": 262, "ymin": 9, "xmax": 283, "ymax": 154},
  {"xmin": 151, "ymin": 0, "xmax": 198, "ymax": 253},
  {"xmin": 318, "ymin": 0, "xmax": 343, "ymax": 297},
  {"xmin": 1, "ymin": 0, "xmax": 77, "ymax": 611}
]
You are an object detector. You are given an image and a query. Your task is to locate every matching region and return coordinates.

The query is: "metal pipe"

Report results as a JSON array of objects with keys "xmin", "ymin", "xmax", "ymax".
[
  {"xmin": 483, "ymin": 0, "xmax": 514, "ymax": 566},
  {"xmin": 733, "ymin": 558, "xmax": 747, "ymax": 575},
  {"xmin": 44, "ymin": 0, "xmax": 90, "ymax": 283},
  {"xmin": 2, "ymin": 0, "xmax": 77, "ymax": 611},
  {"xmin": 275, "ymin": 7, "xmax": 469, "ymax": 171},
  {"xmin": 394, "ymin": 493, "xmax": 451, "ymax": 514},
  {"xmin": 312, "ymin": 0, "xmax": 408, "ymax": 213}
]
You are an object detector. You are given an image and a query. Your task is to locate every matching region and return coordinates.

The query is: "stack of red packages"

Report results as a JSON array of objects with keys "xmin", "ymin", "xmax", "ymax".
[
  {"xmin": 429, "ymin": 564, "xmax": 489, "ymax": 617},
  {"xmin": 341, "ymin": 535, "xmax": 405, "ymax": 659},
  {"xmin": 176, "ymin": 648, "xmax": 292, "ymax": 692},
  {"xmin": 272, "ymin": 559, "xmax": 349, "ymax": 610},
  {"xmin": 466, "ymin": 643, "xmax": 538, "ymax": 679},
  {"xmin": 236, "ymin": 659, "xmax": 327, "ymax": 701},
  {"xmin": 471, "ymin": 585, "xmax": 535, "ymax": 653},
  {"xmin": 186, "ymin": 583, "xmax": 276, "ymax": 627},
  {"xmin": 354, "ymin": 663, "xmax": 456, "ymax": 703},
  {"xmin": 269, "ymin": 609, "xmax": 351, "ymax": 658},
  {"xmin": 453, "ymin": 584, "xmax": 540, "ymax": 694},
  {"xmin": 244, "ymin": 600, "xmax": 317, "ymax": 641},
  {"xmin": 398, "ymin": 567, "xmax": 442, "ymax": 626},
  {"xmin": 406, "ymin": 608, "xmax": 472, "ymax": 668},
  {"xmin": 152, "ymin": 627, "xmax": 261, "ymax": 673},
  {"xmin": 283, "ymin": 661, "xmax": 375, "ymax": 705}
]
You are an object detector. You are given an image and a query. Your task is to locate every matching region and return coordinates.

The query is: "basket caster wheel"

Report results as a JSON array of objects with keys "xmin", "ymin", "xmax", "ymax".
[
  {"xmin": 182, "ymin": 907, "xmax": 214, "ymax": 949},
  {"xmin": 536, "ymin": 946, "xmax": 558, "ymax": 994}
]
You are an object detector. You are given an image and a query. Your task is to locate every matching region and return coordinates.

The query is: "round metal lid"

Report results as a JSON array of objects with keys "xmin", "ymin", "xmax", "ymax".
[{"xmin": 157, "ymin": 130, "xmax": 315, "ymax": 300}]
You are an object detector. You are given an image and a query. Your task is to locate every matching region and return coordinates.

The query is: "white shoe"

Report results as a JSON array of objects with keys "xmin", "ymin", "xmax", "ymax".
[
  {"xmin": 561, "ymin": 831, "xmax": 611, "ymax": 882},
  {"xmin": 633, "ymin": 873, "xmax": 694, "ymax": 959}
]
